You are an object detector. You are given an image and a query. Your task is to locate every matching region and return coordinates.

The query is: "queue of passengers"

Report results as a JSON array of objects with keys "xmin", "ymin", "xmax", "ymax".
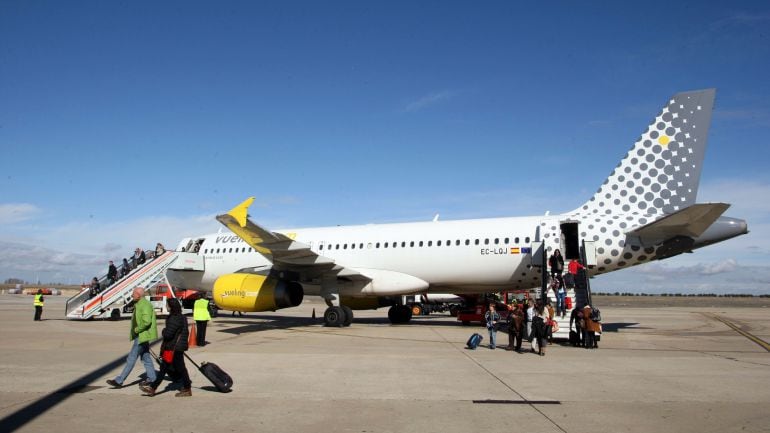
[
  {"xmin": 481, "ymin": 248, "xmax": 601, "ymax": 354},
  {"xmin": 87, "ymin": 243, "xmax": 166, "ymax": 298}
]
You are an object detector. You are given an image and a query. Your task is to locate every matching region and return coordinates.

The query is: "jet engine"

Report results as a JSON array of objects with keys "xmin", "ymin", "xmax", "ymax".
[{"xmin": 212, "ymin": 273, "xmax": 304, "ymax": 312}]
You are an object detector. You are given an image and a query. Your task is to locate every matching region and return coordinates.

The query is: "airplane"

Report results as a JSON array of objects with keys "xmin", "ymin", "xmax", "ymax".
[{"xmin": 166, "ymin": 88, "xmax": 748, "ymax": 327}]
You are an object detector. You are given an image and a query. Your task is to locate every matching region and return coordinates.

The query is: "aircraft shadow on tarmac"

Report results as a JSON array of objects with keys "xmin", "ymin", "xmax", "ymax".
[
  {"xmin": 214, "ymin": 313, "xmax": 476, "ymax": 335},
  {"xmin": 214, "ymin": 313, "xmax": 648, "ymax": 336}
]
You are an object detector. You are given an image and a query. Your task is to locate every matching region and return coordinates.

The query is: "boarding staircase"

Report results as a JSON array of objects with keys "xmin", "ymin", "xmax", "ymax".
[
  {"xmin": 543, "ymin": 271, "xmax": 593, "ymax": 340},
  {"xmin": 541, "ymin": 241, "xmax": 595, "ymax": 340},
  {"xmin": 65, "ymin": 250, "xmax": 180, "ymax": 320}
]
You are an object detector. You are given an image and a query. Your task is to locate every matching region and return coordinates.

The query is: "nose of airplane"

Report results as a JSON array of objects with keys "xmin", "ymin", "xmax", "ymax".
[{"xmin": 693, "ymin": 216, "xmax": 748, "ymax": 249}]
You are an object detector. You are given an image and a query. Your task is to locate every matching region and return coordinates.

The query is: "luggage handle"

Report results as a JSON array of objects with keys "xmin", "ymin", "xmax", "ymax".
[{"xmin": 182, "ymin": 351, "xmax": 201, "ymax": 370}]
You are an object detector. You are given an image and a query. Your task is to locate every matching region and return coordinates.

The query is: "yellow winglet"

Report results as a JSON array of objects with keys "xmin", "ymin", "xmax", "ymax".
[{"xmin": 228, "ymin": 197, "xmax": 255, "ymax": 228}]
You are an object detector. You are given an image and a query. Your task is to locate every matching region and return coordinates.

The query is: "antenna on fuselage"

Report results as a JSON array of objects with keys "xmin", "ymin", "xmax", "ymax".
[{"xmin": 433, "ymin": 213, "xmax": 440, "ymax": 222}]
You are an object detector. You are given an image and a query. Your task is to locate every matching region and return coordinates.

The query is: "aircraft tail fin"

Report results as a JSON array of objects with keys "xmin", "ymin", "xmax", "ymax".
[{"xmin": 577, "ymin": 89, "xmax": 715, "ymax": 217}]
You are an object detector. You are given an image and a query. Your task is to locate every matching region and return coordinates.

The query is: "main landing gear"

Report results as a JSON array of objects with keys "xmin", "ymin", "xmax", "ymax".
[
  {"xmin": 387, "ymin": 305, "xmax": 412, "ymax": 324},
  {"xmin": 323, "ymin": 305, "xmax": 353, "ymax": 327}
]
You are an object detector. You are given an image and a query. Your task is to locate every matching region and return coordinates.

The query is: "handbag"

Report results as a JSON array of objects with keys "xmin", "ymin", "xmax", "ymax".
[
  {"xmin": 160, "ymin": 321, "xmax": 183, "ymax": 364},
  {"xmin": 162, "ymin": 349, "xmax": 174, "ymax": 363}
]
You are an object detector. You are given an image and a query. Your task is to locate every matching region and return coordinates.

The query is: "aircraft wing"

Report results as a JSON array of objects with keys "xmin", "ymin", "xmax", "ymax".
[
  {"xmin": 625, "ymin": 203, "xmax": 730, "ymax": 247},
  {"xmin": 215, "ymin": 197, "xmax": 371, "ymax": 282}
]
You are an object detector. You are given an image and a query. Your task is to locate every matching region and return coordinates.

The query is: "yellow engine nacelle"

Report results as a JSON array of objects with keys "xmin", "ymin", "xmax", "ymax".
[{"xmin": 213, "ymin": 273, "xmax": 304, "ymax": 312}]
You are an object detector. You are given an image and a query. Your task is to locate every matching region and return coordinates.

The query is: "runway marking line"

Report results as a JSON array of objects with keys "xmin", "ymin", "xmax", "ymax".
[{"xmin": 703, "ymin": 313, "xmax": 770, "ymax": 353}]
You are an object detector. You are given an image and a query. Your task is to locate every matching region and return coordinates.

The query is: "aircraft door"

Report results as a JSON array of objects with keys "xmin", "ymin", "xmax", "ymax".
[
  {"xmin": 583, "ymin": 241, "xmax": 597, "ymax": 266},
  {"xmin": 560, "ymin": 221, "xmax": 581, "ymax": 260},
  {"xmin": 530, "ymin": 241, "xmax": 545, "ymax": 267}
]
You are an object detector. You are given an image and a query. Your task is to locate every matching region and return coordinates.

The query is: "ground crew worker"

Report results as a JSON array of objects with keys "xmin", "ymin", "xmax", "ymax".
[
  {"xmin": 33, "ymin": 289, "xmax": 44, "ymax": 321},
  {"xmin": 193, "ymin": 297, "xmax": 212, "ymax": 346}
]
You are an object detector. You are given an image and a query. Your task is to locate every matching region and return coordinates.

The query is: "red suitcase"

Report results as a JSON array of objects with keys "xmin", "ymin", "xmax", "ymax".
[{"xmin": 565, "ymin": 297, "xmax": 573, "ymax": 310}]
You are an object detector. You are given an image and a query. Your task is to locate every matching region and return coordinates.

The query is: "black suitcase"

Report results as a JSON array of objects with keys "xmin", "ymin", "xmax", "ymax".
[
  {"xmin": 466, "ymin": 333, "xmax": 483, "ymax": 350},
  {"xmin": 569, "ymin": 330, "xmax": 579, "ymax": 347},
  {"xmin": 184, "ymin": 352, "xmax": 233, "ymax": 392}
]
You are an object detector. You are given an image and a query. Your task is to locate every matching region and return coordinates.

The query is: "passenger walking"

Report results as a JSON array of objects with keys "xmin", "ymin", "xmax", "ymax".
[
  {"xmin": 556, "ymin": 279, "xmax": 567, "ymax": 317},
  {"xmin": 549, "ymin": 249, "xmax": 564, "ymax": 279},
  {"xmin": 141, "ymin": 298, "xmax": 192, "ymax": 397},
  {"xmin": 134, "ymin": 248, "xmax": 146, "ymax": 267},
  {"xmin": 89, "ymin": 277, "xmax": 101, "ymax": 297},
  {"xmin": 193, "ymin": 297, "xmax": 212, "ymax": 346},
  {"xmin": 545, "ymin": 301, "xmax": 555, "ymax": 342},
  {"xmin": 531, "ymin": 302, "xmax": 548, "ymax": 356},
  {"xmin": 121, "ymin": 258, "xmax": 131, "ymax": 277},
  {"xmin": 107, "ymin": 261, "xmax": 118, "ymax": 286},
  {"xmin": 106, "ymin": 287, "xmax": 158, "ymax": 388},
  {"xmin": 33, "ymin": 289, "xmax": 44, "ymax": 321},
  {"xmin": 155, "ymin": 243, "xmax": 166, "ymax": 258},
  {"xmin": 525, "ymin": 299, "xmax": 535, "ymax": 342},
  {"xmin": 570, "ymin": 307, "xmax": 585, "ymax": 347},
  {"xmin": 506, "ymin": 304, "xmax": 524, "ymax": 352},
  {"xmin": 484, "ymin": 303, "xmax": 500, "ymax": 350},
  {"xmin": 567, "ymin": 259, "xmax": 585, "ymax": 286},
  {"xmin": 582, "ymin": 305, "xmax": 601, "ymax": 349}
]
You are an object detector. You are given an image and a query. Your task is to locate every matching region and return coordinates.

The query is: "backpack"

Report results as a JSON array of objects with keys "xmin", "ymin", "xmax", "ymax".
[{"xmin": 590, "ymin": 308, "xmax": 602, "ymax": 322}]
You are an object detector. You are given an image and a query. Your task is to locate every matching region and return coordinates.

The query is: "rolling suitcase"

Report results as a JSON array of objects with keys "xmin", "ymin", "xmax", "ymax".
[
  {"xmin": 184, "ymin": 352, "xmax": 233, "ymax": 393},
  {"xmin": 466, "ymin": 333, "xmax": 483, "ymax": 350}
]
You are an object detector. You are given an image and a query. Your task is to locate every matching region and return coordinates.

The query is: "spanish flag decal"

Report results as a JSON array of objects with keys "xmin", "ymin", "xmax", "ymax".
[{"xmin": 510, "ymin": 247, "xmax": 520, "ymax": 254}]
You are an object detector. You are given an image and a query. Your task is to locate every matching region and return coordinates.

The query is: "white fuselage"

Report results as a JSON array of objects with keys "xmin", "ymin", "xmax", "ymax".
[{"xmin": 176, "ymin": 213, "xmax": 603, "ymax": 297}]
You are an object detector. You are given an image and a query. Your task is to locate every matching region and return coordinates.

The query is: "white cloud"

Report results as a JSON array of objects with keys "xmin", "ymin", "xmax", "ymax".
[
  {"xmin": 0, "ymin": 203, "xmax": 41, "ymax": 224},
  {"xmin": 700, "ymin": 258, "xmax": 738, "ymax": 275},
  {"xmin": 0, "ymin": 241, "xmax": 103, "ymax": 283},
  {"xmin": 402, "ymin": 90, "xmax": 455, "ymax": 113},
  {"xmin": 0, "ymin": 213, "xmax": 226, "ymax": 283},
  {"xmin": 593, "ymin": 259, "xmax": 770, "ymax": 295}
]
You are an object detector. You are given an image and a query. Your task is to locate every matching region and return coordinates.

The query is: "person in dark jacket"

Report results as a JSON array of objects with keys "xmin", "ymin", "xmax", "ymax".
[
  {"xmin": 141, "ymin": 298, "xmax": 192, "ymax": 397},
  {"xmin": 89, "ymin": 277, "xmax": 101, "ymax": 297},
  {"xmin": 506, "ymin": 304, "xmax": 524, "ymax": 353},
  {"xmin": 107, "ymin": 261, "xmax": 118, "ymax": 286},
  {"xmin": 121, "ymin": 258, "xmax": 131, "ymax": 277},
  {"xmin": 548, "ymin": 249, "xmax": 564, "ymax": 279},
  {"xmin": 134, "ymin": 248, "xmax": 146, "ymax": 267}
]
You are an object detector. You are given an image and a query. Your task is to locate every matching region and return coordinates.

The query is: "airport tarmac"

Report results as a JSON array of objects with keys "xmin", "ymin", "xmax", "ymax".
[{"xmin": 1, "ymin": 294, "xmax": 768, "ymax": 433}]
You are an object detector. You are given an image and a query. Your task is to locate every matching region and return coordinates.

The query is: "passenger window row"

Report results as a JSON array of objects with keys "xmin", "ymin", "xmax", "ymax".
[
  {"xmin": 317, "ymin": 236, "xmax": 530, "ymax": 251},
  {"xmin": 202, "ymin": 236, "xmax": 532, "ymax": 255}
]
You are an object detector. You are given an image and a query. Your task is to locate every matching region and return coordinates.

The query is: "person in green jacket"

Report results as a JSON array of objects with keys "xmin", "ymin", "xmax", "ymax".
[
  {"xmin": 193, "ymin": 297, "xmax": 212, "ymax": 346},
  {"xmin": 106, "ymin": 287, "xmax": 158, "ymax": 388}
]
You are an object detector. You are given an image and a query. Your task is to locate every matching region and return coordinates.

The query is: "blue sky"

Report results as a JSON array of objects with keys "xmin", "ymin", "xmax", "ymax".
[{"xmin": 1, "ymin": 1, "xmax": 769, "ymax": 292}]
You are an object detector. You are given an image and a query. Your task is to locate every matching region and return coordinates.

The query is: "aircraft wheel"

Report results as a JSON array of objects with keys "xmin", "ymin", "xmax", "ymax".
[
  {"xmin": 411, "ymin": 304, "xmax": 423, "ymax": 316},
  {"xmin": 341, "ymin": 305, "xmax": 353, "ymax": 327},
  {"xmin": 449, "ymin": 306, "xmax": 459, "ymax": 317},
  {"xmin": 387, "ymin": 306, "xmax": 399, "ymax": 323},
  {"xmin": 401, "ymin": 305, "xmax": 413, "ymax": 323},
  {"xmin": 324, "ymin": 306, "xmax": 345, "ymax": 327},
  {"xmin": 388, "ymin": 305, "xmax": 413, "ymax": 324}
]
